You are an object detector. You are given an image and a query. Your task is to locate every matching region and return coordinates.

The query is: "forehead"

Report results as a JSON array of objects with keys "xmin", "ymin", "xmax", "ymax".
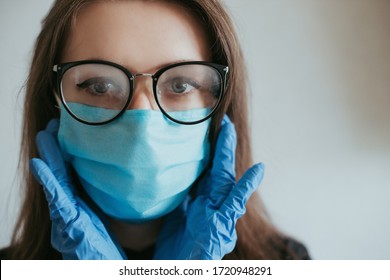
[{"xmin": 61, "ymin": 1, "xmax": 210, "ymax": 72}]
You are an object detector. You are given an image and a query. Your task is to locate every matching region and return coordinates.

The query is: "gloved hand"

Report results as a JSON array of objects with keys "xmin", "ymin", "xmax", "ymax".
[
  {"xmin": 30, "ymin": 119, "xmax": 125, "ymax": 260},
  {"xmin": 154, "ymin": 116, "xmax": 264, "ymax": 260}
]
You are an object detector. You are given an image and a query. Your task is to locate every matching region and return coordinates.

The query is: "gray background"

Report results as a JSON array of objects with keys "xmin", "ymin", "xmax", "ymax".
[{"xmin": 1, "ymin": 0, "xmax": 389, "ymax": 259}]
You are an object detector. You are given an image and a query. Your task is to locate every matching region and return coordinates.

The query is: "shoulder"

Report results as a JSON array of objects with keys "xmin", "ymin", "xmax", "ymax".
[
  {"xmin": 0, "ymin": 245, "xmax": 62, "ymax": 260},
  {"xmin": 281, "ymin": 237, "xmax": 311, "ymax": 260},
  {"xmin": 0, "ymin": 246, "xmax": 11, "ymax": 260}
]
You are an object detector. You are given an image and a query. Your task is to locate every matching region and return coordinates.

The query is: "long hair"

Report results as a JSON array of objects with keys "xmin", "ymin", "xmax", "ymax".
[{"xmin": 10, "ymin": 0, "xmax": 292, "ymax": 259}]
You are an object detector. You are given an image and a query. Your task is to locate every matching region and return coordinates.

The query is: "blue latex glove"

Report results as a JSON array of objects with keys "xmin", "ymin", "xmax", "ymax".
[
  {"xmin": 154, "ymin": 116, "xmax": 264, "ymax": 260},
  {"xmin": 30, "ymin": 119, "xmax": 125, "ymax": 260}
]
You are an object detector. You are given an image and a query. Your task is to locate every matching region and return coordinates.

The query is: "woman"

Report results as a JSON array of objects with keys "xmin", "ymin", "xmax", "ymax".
[{"xmin": 1, "ymin": 0, "xmax": 309, "ymax": 259}]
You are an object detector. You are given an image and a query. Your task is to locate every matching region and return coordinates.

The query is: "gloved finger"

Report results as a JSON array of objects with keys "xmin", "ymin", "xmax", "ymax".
[
  {"xmin": 209, "ymin": 115, "xmax": 237, "ymax": 202},
  {"xmin": 211, "ymin": 115, "xmax": 236, "ymax": 178},
  {"xmin": 36, "ymin": 129, "xmax": 72, "ymax": 191},
  {"xmin": 220, "ymin": 163, "xmax": 264, "ymax": 219},
  {"xmin": 30, "ymin": 158, "xmax": 78, "ymax": 225},
  {"xmin": 75, "ymin": 197, "xmax": 113, "ymax": 240},
  {"xmin": 45, "ymin": 118, "xmax": 60, "ymax": 135},
  {"xmin": 212, "ymin": 115, "xmax": 236, "ymax": 180}
]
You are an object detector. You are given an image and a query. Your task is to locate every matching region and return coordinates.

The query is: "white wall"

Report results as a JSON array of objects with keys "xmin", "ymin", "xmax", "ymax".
[
  {"xmin": 223, "ymin": 0, "xmax": 390, "ymax": 259},
  {"xmin": 0, "ymin": 0, "xmax": 56, "ymax": 248},
  {"xmin": 1, "ymin": 0, "xmax": 389, "ymax": 259}
]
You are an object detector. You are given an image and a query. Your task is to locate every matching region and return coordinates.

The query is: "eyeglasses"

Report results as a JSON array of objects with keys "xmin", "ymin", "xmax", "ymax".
[{"xmin": 53, "ymin": 60, "xmax": 229, "ymax": 125}]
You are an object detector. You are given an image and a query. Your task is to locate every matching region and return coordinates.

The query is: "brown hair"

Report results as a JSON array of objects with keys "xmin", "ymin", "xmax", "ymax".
[{"xmin": 10, "ymin": 0, "xmax": 293, "ymax": 259}]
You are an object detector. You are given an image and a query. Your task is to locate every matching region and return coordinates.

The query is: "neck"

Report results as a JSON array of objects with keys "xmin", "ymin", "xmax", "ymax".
[{"xmin": 108, "ymin": 218, "xmax": 163, "ymax": 252}]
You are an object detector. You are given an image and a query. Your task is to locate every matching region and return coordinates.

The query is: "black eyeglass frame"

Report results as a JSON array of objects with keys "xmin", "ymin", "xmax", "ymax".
[{"xmin": 53, "ymin": 60, "xmax": 229, "ymax": 125}]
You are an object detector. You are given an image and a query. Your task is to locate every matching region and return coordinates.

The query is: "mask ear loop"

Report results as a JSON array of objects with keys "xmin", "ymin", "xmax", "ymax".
[{"xmin": 54, "ymin": 92, "xmax": 61, "ymax": 110}]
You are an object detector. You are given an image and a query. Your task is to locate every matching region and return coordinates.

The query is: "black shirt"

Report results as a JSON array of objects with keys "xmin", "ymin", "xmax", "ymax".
[{"xmin": 0, "ymin": 237, "xmax": 310, "ymax": 260}]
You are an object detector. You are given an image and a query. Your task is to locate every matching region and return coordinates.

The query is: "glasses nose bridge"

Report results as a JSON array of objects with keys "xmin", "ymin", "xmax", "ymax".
[
  {"xmin": 131, "ymin": 73, "xmax": 156, "ymax": 81},
  {"xmin": 128, "ymin": 73, "xmax": 158, "ymax": 111}
]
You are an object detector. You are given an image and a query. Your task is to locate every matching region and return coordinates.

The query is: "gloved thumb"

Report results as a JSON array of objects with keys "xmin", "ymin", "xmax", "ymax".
[
  {"xmin": 220, "ymin": 162, "xmax": 264, "ymax": 219},
  {"xmin": 30, "ymin": 158, "xmax": 78, "ymax": 225}
]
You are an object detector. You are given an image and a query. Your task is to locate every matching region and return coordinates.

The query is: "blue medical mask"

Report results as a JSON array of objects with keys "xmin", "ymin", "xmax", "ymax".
[{"xmin": 58, "ymin": 104, "xmax": 210, "ymax": 222}]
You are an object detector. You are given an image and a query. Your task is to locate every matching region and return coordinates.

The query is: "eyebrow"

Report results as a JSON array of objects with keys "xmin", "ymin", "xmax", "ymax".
[{"xmin": 154, "ymin": 59, "xmax": 190, "ymax": 70}]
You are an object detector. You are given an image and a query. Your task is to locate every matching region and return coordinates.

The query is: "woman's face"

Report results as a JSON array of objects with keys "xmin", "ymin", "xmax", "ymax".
[{"xmin": 61, "ymin": 0, "xmax": 210, "ymax": 111}]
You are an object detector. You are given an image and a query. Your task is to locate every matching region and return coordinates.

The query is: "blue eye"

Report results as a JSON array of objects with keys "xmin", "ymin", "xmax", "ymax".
[
  {"xmin": 167, "ymin": 77, "xmax": 200, "ymax": 95},
  {"xmin": 77, "ymin": 77, "xmax": 120, "ymax": 96},
  {"xmin": 172, "ymin": 79, "xmax": 188, "ymax": 93}
]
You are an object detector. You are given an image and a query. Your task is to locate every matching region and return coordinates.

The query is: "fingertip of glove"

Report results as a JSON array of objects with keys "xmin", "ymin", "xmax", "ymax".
[
  {"xmin": 221, "ymin": 115, "xmax": 231, "ymax": 125},
  {"xmin": 30, "ymin": 158, "xmax": 42, "ymax": 169},
  {"xmin": 36, "ymin": 129, "xmax": 55, "ymax": 146},
  {"xmin": 30, "ymin": 157, "xmax": 49, "ymax": 169},
  {"xmin": 35, "ymin": 130, "xmax": 47, "ymax": 145},
  {"xmin": 36, "ymin": 129, "xmax": 62, "ymax": 163},
  {"xmin": 29, "ymin": 158, "xmax": 45, "ymax": 185},
  {"xmin": 35, "ymin": 131, "xmax": 51, "ymax": 158},
  {"xmin": 254, "ymin": 162, "xmax": 265, "ymax": 175},
  {"xmin": 221, "ymin": 115, "xmax": 234, "ymax": 130},
  {"xmin": 46, "ymin": 118, "xmax": 60, "ymax": 133},
  {"xmin": 255, "ymin": 162, "xmax": 265, "ymax": 171},
  {"xmin": 248, "ymin": 162, "xmax": 265, "ymax": 187},
  {"xmin": 220, "ymin": 116, "xmax": 236, "ymax": 142},
  {"xmin": 36, "ymin": 119, "xmax": 60, "ymax": 151}
]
